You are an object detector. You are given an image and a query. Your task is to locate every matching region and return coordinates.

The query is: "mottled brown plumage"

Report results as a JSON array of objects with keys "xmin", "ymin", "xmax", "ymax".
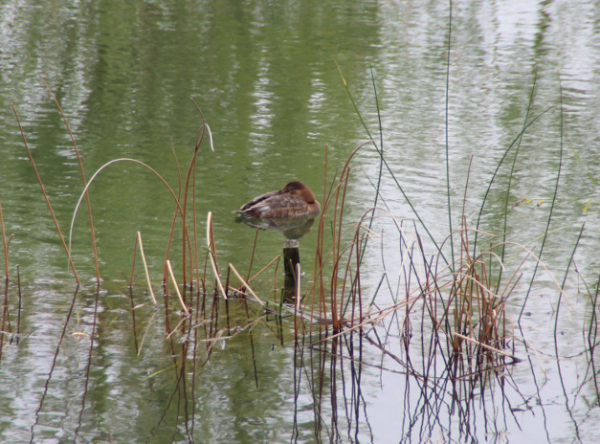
[{"xmin": 234, "ymin": 181, "xmax": 320, "ymax": 219}]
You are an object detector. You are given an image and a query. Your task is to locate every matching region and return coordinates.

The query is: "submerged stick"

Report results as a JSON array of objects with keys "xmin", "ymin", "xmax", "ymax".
[{"xmin": 283, "ymin": 240, "xmax": 300, "ymax": 303}]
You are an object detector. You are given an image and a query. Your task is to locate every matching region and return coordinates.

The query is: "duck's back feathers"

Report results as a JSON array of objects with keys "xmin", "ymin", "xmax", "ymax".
[{"xmin": 235, "ymin": 190, "xmax": 283, "ymax": 215}]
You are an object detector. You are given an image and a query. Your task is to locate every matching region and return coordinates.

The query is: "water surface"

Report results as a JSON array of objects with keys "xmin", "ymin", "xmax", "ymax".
[{"xmin": 1, "ymin": 1, "xmax": 599, "ymax": 443}]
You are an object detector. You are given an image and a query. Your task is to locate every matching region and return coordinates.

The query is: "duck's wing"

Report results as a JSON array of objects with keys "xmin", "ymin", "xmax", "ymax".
[
  {"xmin": 236, "ymin": 193, "xmax": 307, "ymax": 218},
  {"xmin": 234, "ymin": 189, "xmax": 282, "ymax": 216}
]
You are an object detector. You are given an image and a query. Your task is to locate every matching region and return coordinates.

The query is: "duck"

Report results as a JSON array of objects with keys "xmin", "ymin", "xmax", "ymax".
[{"xmin": 234, "ymin": 181, "xmax": 320, "ymax": 219}]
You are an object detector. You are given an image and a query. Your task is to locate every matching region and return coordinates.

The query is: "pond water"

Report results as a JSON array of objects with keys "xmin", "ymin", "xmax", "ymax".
[{"xmin": 1, "ymin": 1, "xmax": 600, "ymax": 443}]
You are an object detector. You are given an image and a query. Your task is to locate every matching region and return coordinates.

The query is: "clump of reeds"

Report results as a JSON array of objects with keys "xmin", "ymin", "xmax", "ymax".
[
  {"xmin": 7, "ymin": 50, "xmax": 594, "ymax": 444},
  {"xmin": 10, "ymin": 88, "xmax": 253, "ymax": 442},
  {"xmin": 297, "ymin": 47, "xmax": 597, "ymax": 442}
]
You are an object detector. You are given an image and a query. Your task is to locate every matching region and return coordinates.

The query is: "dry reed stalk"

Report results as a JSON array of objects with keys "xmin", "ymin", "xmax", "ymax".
[
  {"xmin": 247, "ymin": 254, "xmax": 281, "ymax": 285},
  {"xmin": 12, "ymin": 105, "xmax": 80, "ymax": 283},
  {"xmin": 135, "ymin": 231, "xmax": 158, "ymax": 306},
  {"xmin": 42, "ymin": 79, "xmax": 101, "ymax": 284},
  {"xmin": 15, "ymin": 265, "xmax": 21, "ymax": 345},
  {"xmin": 206, "ymin": 212, "xmax": 227, "ymax": 299},
  {"xmin": 163, "ymin": 142, "xmax": 183, "ymax": 286},
  {"xmin": 228, "ymin": 263, "xmax": 265, "ymax": 308},
  {"xmin": 166, "ymin": 260, "xmax": 189, "ymax": 315},
  {"xmin": 0, "ymin": 197, "xmax": 7, "ymax": 280},
  {"xmin": 0, "ymin": 197, "xmax": 8, "ymax": 359}
]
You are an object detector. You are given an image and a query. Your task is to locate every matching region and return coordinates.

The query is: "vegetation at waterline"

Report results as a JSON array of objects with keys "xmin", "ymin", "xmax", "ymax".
[
  {"xmin": 0, "ymin": 63, "xmax": 597, "ymax": 443},
  {"xmin": 0, "ymin": 1, "xmax": 598, "ymax": 434}
]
